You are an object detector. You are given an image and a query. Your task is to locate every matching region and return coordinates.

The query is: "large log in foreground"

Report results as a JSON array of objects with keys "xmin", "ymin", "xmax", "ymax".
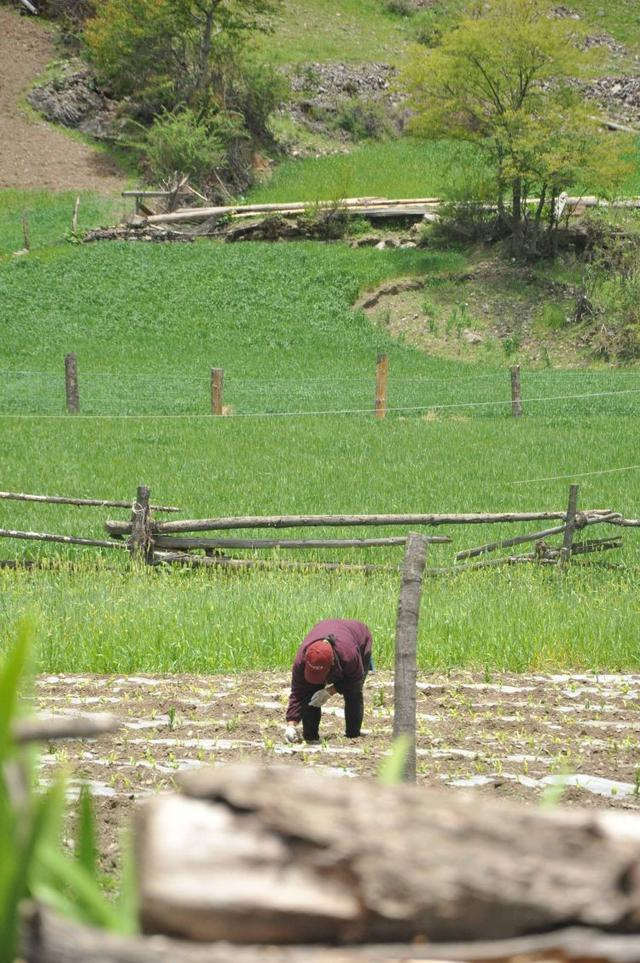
[
  {"xmin": 135, "ymin": 763, "xmax": 640, "ymax": 946},
  {"xmin": 21, "ymin": 904, "xmax": 640, "ymax": 963}
]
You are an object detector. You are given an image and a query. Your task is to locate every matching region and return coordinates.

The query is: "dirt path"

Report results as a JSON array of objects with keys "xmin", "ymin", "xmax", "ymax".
[
  {"xmin": 0, "ymin": 6, "xmax": 125, "ymax": 192},
  {"xmin": 36, "ymin": 669, "xmax": 640, "ymax": 875}
]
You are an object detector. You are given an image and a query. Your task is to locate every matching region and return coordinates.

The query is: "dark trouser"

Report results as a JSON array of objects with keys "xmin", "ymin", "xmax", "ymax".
[{"xmin": 301, "ymin": 685, "xmax": 364, "ymax": 740}]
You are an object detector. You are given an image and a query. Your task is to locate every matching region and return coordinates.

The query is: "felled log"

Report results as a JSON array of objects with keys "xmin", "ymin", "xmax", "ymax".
[
  {"xmin": 20, "ymin": 903, "xmax": 640, "ymax": 963},
  {"xmin": 135, "ymin": 763, "xmax": 640, "ymax": 946},
  {"xmin": 152, "ymin": 552, "xmax": 396, "ymax": 574},
  {"xmin": 106, "ymin": 511, "xmax": 583, "ymax": 538},
  {"xmin": 0, "ymin": 491, "xmax": 180, "ymax": 511},
  {"xmin": 0, "ymin": 528, "xmax": 127, "ymax": 550},
  {"xmin": 153, "ymin": 535, "xmax": 450, "ymax": 550}
]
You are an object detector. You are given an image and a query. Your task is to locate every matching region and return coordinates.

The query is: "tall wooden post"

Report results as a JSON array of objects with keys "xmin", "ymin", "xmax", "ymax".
[
  {"xmin": 375, "ymin": 353, "xmax": 388, "ymax": 419},
  {"xmin": 510, "ymin": 365, "xmax": 522, "ymax": 418},
  {"xmin": 393, "ymin": 531, "xmax": 428, "ymax": 783},
  {"xmin": 560, "ymin": 484, "xmax": 580, "ymax": 567},
  {"xmin": 21, "ymin": 212, "xmax": 30, "ymax": 252},
  {"xmin": 71, "ymin": 196, "xmax": 80, "ymax": 235},
  {"xmin": 129, "ymin": 485, "xmax": 153, "ymax": 564},
  {"xmin": 211, "ymin": 368, "xmax": 224, "ymax": 416},
  {"xmin": 64, "ymin": 353, "xmax": 79, "ymax": 414}
]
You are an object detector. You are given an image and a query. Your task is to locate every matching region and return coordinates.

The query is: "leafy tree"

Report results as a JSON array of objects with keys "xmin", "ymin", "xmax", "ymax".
[
  {"xmin": 402, "ymin": 0, "xmax": 633, "ymax": 256},
  {"xmin": 85, "ymin": 0, "xmax": 281, "ymax": 118}
]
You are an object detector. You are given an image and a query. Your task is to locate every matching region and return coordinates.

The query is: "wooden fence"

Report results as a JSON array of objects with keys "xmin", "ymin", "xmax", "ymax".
[
  {"xmin": 52, "ymin": 352, "xmax": 527, "ymax": 418},
  {"xmin": 0, "ymin": 484, "xmax": 634, "ymax": 574}
]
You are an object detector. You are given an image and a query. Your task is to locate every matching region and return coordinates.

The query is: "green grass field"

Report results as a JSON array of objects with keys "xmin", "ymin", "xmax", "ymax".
[
  {"xmin": 1, "ymin": 407, "xmax": 640, "ymax": 673},
  {"xmin": 248, "ymin": 137, "xmax": 640, "ymax": 206},
  {"xmin": 2, "ymin": 175, "xmax": 640, "ymax": 675}
]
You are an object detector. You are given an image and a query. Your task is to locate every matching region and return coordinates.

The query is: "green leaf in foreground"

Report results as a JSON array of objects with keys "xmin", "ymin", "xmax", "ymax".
[{"xmin": 378, "ymin": 734, "xmax": 412, "ymax": 785}]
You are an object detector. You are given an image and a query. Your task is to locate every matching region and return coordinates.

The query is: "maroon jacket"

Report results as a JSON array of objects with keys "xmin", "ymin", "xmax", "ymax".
[{"xmin": 286, "ymin": 619, "xmax": 373, "ymax": 723}]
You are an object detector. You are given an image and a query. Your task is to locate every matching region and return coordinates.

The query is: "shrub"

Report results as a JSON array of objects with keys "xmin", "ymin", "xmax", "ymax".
[
  {"xmin": 413, "ymin": 10, "xmax": 443, "ymax": 46},
  {"xmin": 334, "ymin": 97, "xmax": 395, "ymax": 140},
  {"xmin": 301, "ymin": 200, "xmax": 350, "ymax": 239},
  {"xmin": 145, "ymin": 110, "xmax": 225, "ymax": 187},
  {"xmin": 384, "ymin": 0, "xmax": 414, "ymax": 15},
  {"xmin": 539, "ymin": 303, "xmax": 568, "ymax": 330}
]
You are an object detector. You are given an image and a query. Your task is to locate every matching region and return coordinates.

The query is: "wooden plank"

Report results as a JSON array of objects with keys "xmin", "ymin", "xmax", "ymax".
[
  {"xmin": 154, "ymin": 535, "xmax": 453, "ymax": 549},
  {"xmin": 0, "ymin": 528, "xmax": 126, "ymax": 550},
  {"xmin": 0, "ymin": 491, "xmax": 180, "ymax": 511},
  {"xmin": 393, "ymin": 533, "xmax": 428, "ymax": 781}
]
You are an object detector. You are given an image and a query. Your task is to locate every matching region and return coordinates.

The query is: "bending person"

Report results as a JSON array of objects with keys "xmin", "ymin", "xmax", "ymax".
[{"xmin": 284, "ymin": 619, "xmax": 373, "ymax": 744}]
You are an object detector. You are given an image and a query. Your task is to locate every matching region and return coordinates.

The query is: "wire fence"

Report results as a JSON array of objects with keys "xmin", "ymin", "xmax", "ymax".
[{"xmin": 0, "ymin": 364, "xmax": 638, "ymax": 418}]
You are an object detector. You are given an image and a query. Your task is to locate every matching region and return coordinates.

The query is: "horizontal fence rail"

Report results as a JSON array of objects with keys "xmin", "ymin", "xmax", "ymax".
[{"xmin": 0, "ymin": 485, "xmax": 636, "ymax": 575}]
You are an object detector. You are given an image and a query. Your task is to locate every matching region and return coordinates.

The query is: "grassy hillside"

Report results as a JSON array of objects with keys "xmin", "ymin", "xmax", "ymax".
[{"xmin": 255, "ymin": 0, "xmax": 640, "ymax": 67}]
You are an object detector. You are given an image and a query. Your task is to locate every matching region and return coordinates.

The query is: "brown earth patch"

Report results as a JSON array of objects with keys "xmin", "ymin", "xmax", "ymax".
[
  {"xmin": 34, "ymin": 669, "xmax": 640, "ymax": 879},
  {"xmin": 0, "ymin": 7, "xmax": 126, "ymax": 192}
]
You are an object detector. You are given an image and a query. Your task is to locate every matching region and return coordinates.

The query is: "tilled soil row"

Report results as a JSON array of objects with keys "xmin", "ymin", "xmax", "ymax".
[{"xmin": 33, "ymin": 668, "xmax": 640, "ymax": 874}]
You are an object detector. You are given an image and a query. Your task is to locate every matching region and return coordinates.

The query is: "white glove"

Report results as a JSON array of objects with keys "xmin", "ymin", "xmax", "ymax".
[
  {"xmin": 284, "ymin": 723, "xmax": 302, "ymax": 744},
  {"xmin": 309, "ymin": 684, "xmax": 336, "ymax": 708}
]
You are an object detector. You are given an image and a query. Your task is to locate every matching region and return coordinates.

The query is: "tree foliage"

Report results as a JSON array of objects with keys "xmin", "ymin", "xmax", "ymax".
[
  {"xmin": 85, "ymin": 0, "xmax": 281, "ymax": 117},
  {"xmin": 402, "ymin": 0, "xmax": 634, "ymax": 256}
]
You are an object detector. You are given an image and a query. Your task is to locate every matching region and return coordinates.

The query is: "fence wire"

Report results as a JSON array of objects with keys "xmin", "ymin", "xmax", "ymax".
[{"xmin": 0, "ymin": 366, "xmax": 638, "ymax": 418}]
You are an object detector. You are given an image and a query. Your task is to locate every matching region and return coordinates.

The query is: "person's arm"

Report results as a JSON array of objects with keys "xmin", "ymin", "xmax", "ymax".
[{"xmin": 286, "ymin": 665, "xmax": 307, "ymax": 723}]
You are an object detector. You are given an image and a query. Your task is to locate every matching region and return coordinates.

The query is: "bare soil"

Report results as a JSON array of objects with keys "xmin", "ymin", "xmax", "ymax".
[
  {"xmin": 361, "ymin": 262, "xmax": 587, "ymax": 369},
  {"xmin": 35, "ymin": 669, "xmax": 640, "ymax": 876},
  {"xmin": 0, "ymin": 7, "xmax": 125, "ymax": 192}
]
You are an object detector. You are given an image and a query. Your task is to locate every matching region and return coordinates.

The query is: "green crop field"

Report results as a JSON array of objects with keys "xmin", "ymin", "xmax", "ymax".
[
  {"xmin": 1, "ymin": 209, "xmax": 640, "ymax": 674},
  {"xmin": 2, "ymin": 132, "xmax": 640, "ymax": 676},
  {"xmin": 247, "ymin": 137, "xmax": 640, "ymax": 207}
]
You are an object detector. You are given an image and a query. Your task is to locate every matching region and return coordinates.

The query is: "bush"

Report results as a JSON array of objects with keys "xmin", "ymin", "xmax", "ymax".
[
  {"xmin": 384, "ymin": 0, "xmax": 414, "ymax": 15},
  {"xmin": 413, "ymin": 10, "xmax": 443, "ymax": 46},
  {"xmin": 300, "ymin": 201, "xmax": 350, "ymax": 240},
  {"xmin": 334, "ymin": 97, "xmax": 395, "ymax": 140},
  {"xmin": 145, "ymin": 110, "xmax": 225, "ymax": 187}
]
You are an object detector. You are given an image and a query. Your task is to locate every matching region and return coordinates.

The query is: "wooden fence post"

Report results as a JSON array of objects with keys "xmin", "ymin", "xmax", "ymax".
[
  {"xmin": 211, "ymin": 368, "xmax": 224, "ymax": 416},
  {"xmin": 375, "ymin": 353, "xmax": 388, "ymax": 419},
  {"xmin": 71, "ymin": 196, "xmax": 80, "ymax": 235},
  {"xmin": 510, "ymin": 364, "xmax": 522, "ymax": 418},
  {"xmin": 129, "ymin": 485, "xmax": 153, "ymax": 564},
  {"xmin": 64, "ymin": 353, "xmax": 79, "ymax": 414},
  {"xmin": 21, "ymin": 212, "xmax": 30, "ymax": 252},
  {"xmin": 560, "ymin": 484, "xmax": 580, "ymax": 567},
  {"xmin": 393, "ymin": 531, "xmax": 428, "ymax": 782}
]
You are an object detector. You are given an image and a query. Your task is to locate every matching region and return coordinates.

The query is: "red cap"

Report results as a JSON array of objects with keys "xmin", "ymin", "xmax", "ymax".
[{"xmin": 304, "ymin": 639, "xmax": 333, "ymax": 684}]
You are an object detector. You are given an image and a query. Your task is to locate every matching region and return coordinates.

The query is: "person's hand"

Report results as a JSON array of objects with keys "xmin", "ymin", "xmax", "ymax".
[
  {"xmin": 284, "ymin": 723, "xmax": 302, "ymax": 744},
  {"xmin": 309, "ymin": 684, "xmax": 336, "ymax": 708}
]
